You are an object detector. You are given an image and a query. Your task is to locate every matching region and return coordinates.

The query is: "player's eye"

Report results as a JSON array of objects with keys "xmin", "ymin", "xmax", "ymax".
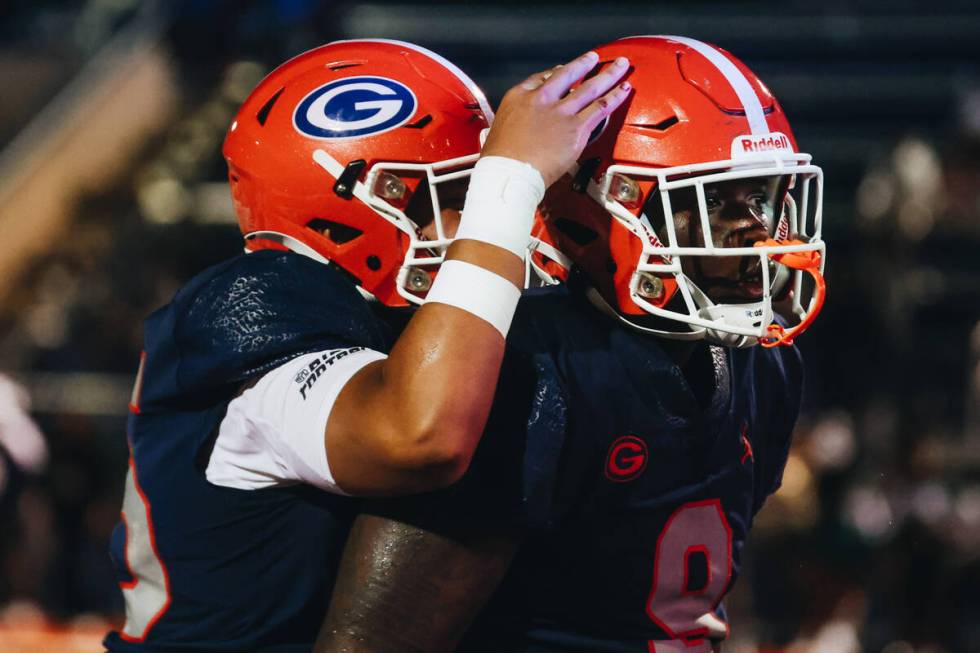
[
  {"xmin": 704, "ymin": 191, "xmax": 722, "ymax": 211},
  {"xmin": 748, "ymin": 192, "xmax": 768, "ymax": 209}
]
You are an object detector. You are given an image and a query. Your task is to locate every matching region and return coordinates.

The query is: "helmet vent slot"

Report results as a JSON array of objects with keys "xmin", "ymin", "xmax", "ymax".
[
  {"xmin": 328, "ymin": 62, "xmax": 363, "ymax": 71},
  {"xmin": 554, "ymin": 217, "xmax": 598, "ymax": 246},
  {"xmin": 403, "ymin": 114, "xmax": 433, "ymax": 129},
  {"xmin": 636, "ymin": 115, "xmax": 679, "ymax": 132},
  {"xmin": 307, "ymin": 218, "xmax": 363, "ymax": 245},
  {"xmin": 256, "ymin": 87, "xmax": 284, "ymax": 126}
]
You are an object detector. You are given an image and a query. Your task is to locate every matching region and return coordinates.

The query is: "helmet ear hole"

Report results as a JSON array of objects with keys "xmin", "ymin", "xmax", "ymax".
[{"xmin": 306, "ymin": 218, "xmax": 363, "ymax": 245}]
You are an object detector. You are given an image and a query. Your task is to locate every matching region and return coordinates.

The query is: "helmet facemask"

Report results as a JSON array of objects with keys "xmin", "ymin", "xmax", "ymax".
[
  {"xmin": 590, "ymin": 151, "xmax": 825, "ymax": 347},
  {"xmin": 308, "ymin": 149, "xmax": 563, "ymax": 304},
  {"xmin": 362, "ymin": 154, "xmax": 479, "ymax": 305},
  {"xmin": 305, "ymin": 148, "xmax": 480, "ymax": 305}
]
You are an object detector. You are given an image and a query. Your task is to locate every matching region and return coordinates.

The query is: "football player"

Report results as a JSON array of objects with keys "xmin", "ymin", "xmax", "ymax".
[
  {"xmin": 104, "ymin": 39, "xmax": 630, "ymax": 651},
  {"xmin": 314, "ymin": 35, "xmax": 826, "ymax": 653}
]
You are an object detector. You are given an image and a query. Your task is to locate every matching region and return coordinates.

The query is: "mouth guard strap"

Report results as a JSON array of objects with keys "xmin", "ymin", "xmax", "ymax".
[{"xmin": 754, "ymin": 238, "xmax": 825, "ymax": 348}]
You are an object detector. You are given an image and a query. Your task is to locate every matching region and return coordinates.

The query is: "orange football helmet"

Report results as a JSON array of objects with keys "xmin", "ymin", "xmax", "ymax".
[
  {"xmin": 223, "ymin": 39, "xmax": 493, "ymax": 306},
  {"xmin": 540, "ymin": 35, "xmax": 825, "ymax": 347}
]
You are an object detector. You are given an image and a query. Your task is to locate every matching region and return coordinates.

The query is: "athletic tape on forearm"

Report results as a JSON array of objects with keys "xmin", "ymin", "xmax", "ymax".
[
  {"xmin": 452, "ymin": 156, "xmax": 545, "ymax": 259},
  {"xmin": 424, "ymin": 260, "xmax": 521, "ymax": 337}
]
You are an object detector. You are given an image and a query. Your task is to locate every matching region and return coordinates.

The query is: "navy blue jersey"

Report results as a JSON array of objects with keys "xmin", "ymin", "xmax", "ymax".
[
  {"xmin": 104, "ymin": 251, "xmax": 391, "ymax": 652},
  {"xmin": 398, "ymin": 280, "xmax": 802, "ymax": 652}
]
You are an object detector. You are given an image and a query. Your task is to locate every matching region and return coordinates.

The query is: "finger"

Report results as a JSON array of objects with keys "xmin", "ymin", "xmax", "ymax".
[
  {"xmin": 560, "ymin": 56, "xmax": 630, "ymax": 114},
  {"xmin": 519, "ymin": 64, "xmax": 562, "ymax": 91},
  {"xmin": 578, "ymin": 81, "xmax": 632, "ymax": 132},
  {"xmin": 537, "ymin": 51, "xmax": 600, "ymax": 100}
]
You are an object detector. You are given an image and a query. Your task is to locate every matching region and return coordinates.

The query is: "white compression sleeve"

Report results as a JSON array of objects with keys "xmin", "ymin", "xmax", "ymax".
[
  {"xmin": 424, "ymin": 260, "xmax": 522, "ymax": 337},
  {"xmin": 452, "ymin": 155, "xmax": 545, "ymax": 259}
]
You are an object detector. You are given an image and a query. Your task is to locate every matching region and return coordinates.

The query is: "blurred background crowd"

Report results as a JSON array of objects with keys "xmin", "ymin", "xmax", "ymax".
[{"xmin": 0, "ymin": 1, "xmax": 978, "ymax": 651}]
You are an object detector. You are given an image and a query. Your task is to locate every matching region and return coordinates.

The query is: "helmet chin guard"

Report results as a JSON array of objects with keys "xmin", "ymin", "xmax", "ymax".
[
  {"xmin": 692, "ymin": 239, "xmax": 825, "ymax": 349},
  {"xmin": 697, "ymin": 302, "xmax": 769, "ymax": 349}
]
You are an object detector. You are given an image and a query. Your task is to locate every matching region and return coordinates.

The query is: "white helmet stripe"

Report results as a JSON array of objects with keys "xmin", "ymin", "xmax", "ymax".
[
  {"xmin": 331, "ymin": 38, "xmax": 494, "ymax": 123},
  {"xmin": 636, "ymin": 35, "xmax": 769, "ymax": 135}
]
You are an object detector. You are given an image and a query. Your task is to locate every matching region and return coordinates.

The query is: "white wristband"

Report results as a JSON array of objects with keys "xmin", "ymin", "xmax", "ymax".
[
  {"xmin": 453, "ymin": 156, "xmax": 545, "ymax": 259},
  {"xmin": 424, "ymin": 260, "xmax": 521, "ymax": 337}
]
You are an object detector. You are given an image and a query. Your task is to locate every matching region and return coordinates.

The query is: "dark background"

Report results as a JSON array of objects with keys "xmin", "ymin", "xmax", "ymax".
[{"xmin": 0, "ymin": 1, "xmax": 978, "ymax": 651}]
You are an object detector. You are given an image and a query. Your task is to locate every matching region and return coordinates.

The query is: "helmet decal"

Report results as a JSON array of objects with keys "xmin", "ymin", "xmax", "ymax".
[
  {"xmin": 730, "ymin": 132, "xmax": 793, "ymax": 159},
  {"xmin": 293, "ymin": 76, "xmax": 418, "ymax": 139}
]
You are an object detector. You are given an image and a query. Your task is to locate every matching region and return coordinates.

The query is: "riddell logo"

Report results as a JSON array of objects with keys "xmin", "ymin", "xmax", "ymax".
[
  {"xmin": 731, "ymin": 132, "xmax": 792, "ymax": 159},
  {"xmin": 638, "ymin": 222, "xmax": 671, "ymax": 262},
  {"xmin": 605, "ymin": 435, "xmax": 648, "ymax": 482}
]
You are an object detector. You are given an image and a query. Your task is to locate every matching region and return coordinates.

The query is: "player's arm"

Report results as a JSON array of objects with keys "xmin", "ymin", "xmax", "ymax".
[
  {"xmin": 326, "ymin": 53, "xmax": 632, "ymax": 495},
  {"xmin": 313, "ymin": 513, "xmax": 520, "ymax": 653}
]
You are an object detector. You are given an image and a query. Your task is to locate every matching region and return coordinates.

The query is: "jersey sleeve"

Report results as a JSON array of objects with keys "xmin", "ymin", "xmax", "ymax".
[
  {"xmin": 205, "ymin": 347, "xmax": 386, "ymax": 494},
  {"xmin": 141, "ymin": 252, "xmax": 390, "ymax": 411}
]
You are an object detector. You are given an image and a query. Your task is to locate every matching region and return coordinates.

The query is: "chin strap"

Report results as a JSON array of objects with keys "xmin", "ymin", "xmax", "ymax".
[{"xmin": 755, "ymin": 238, "xmax": 826, "ymax": 348}]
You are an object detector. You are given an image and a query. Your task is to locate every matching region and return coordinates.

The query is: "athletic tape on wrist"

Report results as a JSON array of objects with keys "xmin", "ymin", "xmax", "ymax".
[
  {"xmin": 424, "ymin": 260, "xmax": 521, "ymax": 337},
  {"xmin": 453, "ymin": 156, "xmax": 545, "ymax": 259}
]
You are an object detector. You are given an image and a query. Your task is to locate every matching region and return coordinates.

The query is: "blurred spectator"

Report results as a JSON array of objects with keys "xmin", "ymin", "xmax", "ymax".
[
  {"xmin": 0, "ymin": 374, "xmax": 48, "ymax": 479},
  {"xmin": 0, "ymin": 374, "xmax": 49, "ymax": 609}
]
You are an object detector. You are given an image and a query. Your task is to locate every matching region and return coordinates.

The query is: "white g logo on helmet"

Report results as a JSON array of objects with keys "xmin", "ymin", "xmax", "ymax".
[{"xmin": 294, "ymin": 76, "xmax": 418, "ymax": 139}]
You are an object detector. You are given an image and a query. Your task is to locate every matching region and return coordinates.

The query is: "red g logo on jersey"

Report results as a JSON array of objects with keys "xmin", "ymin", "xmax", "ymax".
[{"xmin": 605, "ymin": 435, "xmax": 648, "ymax": 482}]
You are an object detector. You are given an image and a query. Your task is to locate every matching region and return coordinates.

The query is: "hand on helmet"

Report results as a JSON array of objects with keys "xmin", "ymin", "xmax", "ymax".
[{"xmin": 482, "ymin": 51, "xmax": 632, "ymax": 187}]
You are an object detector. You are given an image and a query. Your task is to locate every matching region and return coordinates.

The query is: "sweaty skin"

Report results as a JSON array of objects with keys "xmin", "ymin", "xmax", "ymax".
[
  {"xmin": 325, "ymin": 51, "xmax": 631, "ymax": 496},
  {"xmin": 314, "ymin": 514, "xmax": 520, "ymax": 653}
]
